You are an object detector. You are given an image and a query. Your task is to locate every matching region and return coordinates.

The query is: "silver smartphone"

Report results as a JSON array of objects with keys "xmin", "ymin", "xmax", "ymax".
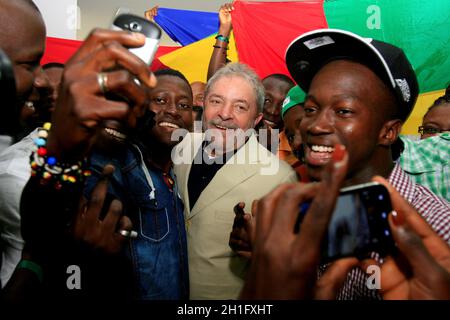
[{"xmin": 111, "ymin": 13, "xmax": 162, "ymax": 65}]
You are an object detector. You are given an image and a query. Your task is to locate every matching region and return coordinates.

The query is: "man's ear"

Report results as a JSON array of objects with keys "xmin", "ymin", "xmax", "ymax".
[
  {"xmin": 378, "ymin": 119, "xmax": 402, "ymax": 146},
  {"xmin": 254, "ymin": 113, "xmax": 263, "ymax": 127}
]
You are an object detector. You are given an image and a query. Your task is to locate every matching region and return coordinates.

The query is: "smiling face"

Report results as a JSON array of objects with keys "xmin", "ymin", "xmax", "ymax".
[
  {"xmin": 0, "ymin": 1, "xmax": 49, "ymax": 122},
  {"xmin": 262, "ymin": 77, "xmax": 293, "ymax": 129},
  {"xmin": 148, "ymin": 74, "xmax": 193, "ymax": 147},
  {"xmin": 300, "ymin": 60, "xmax": 400, "ymax": 183},
  {"xmin": 203, "ymin": 75, "xmax": 263, "ymax": 151}
]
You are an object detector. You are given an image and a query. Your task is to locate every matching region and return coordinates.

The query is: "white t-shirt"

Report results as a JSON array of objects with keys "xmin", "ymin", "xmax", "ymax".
[
  {"xmin": 0, "ymin": 135, "xmax": 12, "ymax": 155},
  {"xmin": 0, "ymin": 129, "xmax": 37, "ymax": 287}
]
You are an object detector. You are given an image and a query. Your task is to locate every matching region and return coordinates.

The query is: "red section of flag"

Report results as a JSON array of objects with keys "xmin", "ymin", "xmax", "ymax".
[
  {"xmin": 42, "ymin": 37, "xmax": 178, "ymax": 71},
  {"xmin": 41, "ymin": 37, "xmax": 82, "ymax": 65},
  {"xmin": 232, "ymin": 1, "xmax": 328, "ymax": 79}
]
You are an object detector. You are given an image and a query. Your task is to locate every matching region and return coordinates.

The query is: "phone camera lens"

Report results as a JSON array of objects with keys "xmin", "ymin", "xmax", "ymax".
[{"xmin": 129, "ymin": 21, "xmax": 142, "ymax": 32}]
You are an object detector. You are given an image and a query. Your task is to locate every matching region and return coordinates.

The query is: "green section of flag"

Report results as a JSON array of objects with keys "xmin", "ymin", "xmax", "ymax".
[{"xmin": 324, "ymin": 0, "xmax": 450, "ymax": 93}]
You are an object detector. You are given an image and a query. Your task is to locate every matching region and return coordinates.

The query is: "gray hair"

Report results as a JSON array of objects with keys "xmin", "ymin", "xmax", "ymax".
[{"xmin": 205, "ymin": 62, "xmax": 265, "ymax": 113}]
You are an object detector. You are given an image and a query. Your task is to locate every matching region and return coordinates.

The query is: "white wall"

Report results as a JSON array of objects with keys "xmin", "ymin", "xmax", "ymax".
[
  {"xmin": 77, "ymin": 0, "xmax": 226, "ymax": 45},
  {"xmin": 34, "ymin": 0, "xmax": 295, "ymax": 43},
  {"xmin": 34, "ymin": 0, "xmax": 78, "ymax": 39}
]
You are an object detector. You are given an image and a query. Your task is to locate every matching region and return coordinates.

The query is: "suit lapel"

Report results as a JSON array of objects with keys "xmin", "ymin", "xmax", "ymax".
[
  {"xmin": 174, "ymin": 133, "xmax": 203, "ymax": 217},
  {"xmin": 189, "ymin": 134, "xmax": 262, "ymax": 218}
]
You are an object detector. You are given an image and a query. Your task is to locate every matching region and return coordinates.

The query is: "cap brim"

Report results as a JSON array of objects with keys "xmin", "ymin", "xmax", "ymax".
[{"xmin": 285, "ymin": 29, "xmax": 396, "ymax": 94}]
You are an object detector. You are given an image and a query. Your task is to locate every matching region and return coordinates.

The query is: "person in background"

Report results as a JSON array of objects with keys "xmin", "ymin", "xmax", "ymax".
[
  {"xmin": 399, "ymin": 91, "xmax": 450, "ymax": 200},
  {"xmin": 418, "ymin": 89, "xmax": 450, "ymax": 140},
  {"xmin": 190, "ymin": 81, "xmax": 206, "ymax": 131},
  {"xmin": 277, "ymin": 85, "xmax": 307, "ymax": 180},
  {"xmin": 190, "ymin": 81, "xmax": 206, "ymax": 108},
  {"xmin": 207, "ymin": 3, "xmax": 233, "ymax": 81},
  {"xmin": 260, "ymin": 74, "xmax": 294, "ymax": 131},
  {"xmin": 42, "ymin": 63, "xmax": 64, "ymax": 114},
  {"xmin": 144, "ymin": 5, "xmax": 158, "ymax": 21},
  {"xmin": 20, "ymin": 63, "xmax": 65, "ymax": 134}
]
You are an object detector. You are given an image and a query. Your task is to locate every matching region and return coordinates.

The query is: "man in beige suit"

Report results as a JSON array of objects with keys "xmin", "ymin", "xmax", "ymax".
[{"xmin": 173, "ymin": 63, "xmax": 297, "ymax": 299}]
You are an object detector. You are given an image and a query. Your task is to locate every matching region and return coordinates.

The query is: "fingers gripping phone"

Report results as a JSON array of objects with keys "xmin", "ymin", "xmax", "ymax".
[
  {"xmin": 298, "ymin": 182, "xmax": 396, "ymax": 263},
  {"xmin": 112, "ymin": 13, "xmax": 162, "ymax": 65},
  {"xmin": 104, "ymin": 14, "xmax": 161, "ymax": 139}
]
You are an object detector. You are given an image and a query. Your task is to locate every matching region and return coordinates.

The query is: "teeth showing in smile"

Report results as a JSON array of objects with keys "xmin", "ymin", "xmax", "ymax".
[
  {"xmin": 105, "ymin": 128, "xmax": 127, "ymax": 140},
  {"xmin": 159, "ymin": 122, "xmax": 180, "ymax": 129},
  {"xmin": 311, "ymin": 145, "xmax": 334, "ymax": 153},
  {"xmin": 215, "ymin": 124, "xmax": 228, "ymax": 130}
]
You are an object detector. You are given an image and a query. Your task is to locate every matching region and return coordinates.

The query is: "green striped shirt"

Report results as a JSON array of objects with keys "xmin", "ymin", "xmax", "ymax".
[{"xmin": 399, "ymin": 133, "xmax": 449, "ymax": 201}]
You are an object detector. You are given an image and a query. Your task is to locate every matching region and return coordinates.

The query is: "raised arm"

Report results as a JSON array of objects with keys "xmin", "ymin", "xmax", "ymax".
[{"xmin": 207, "ymin": 3, "xmax": 234, "ymax": 80}]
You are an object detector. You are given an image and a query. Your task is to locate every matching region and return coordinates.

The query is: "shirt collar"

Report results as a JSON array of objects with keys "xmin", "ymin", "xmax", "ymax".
[{"xmin": 388, "ymin": 162, "xmax": 416, "ymax": 204}]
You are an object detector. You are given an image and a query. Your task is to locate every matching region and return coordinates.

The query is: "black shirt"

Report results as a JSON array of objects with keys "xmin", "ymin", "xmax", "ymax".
[{"xmin": 187, "ymin": 144, "xmax": 234, "ymax": 211}]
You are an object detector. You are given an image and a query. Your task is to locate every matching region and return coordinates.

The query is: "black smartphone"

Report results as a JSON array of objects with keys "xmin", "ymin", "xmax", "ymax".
[
  {"xmin": 111, "ymin": 13, "xmax": 162, "ymax": 65},
  {"xmin": 298, "ymin": 182, "xmax": 396, "ymax": 263}
]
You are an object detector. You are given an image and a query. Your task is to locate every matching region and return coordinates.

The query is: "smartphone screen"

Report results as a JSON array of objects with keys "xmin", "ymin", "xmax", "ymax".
[{"xmin": 298, "ymin": 182, "xmax": 396, "ymax": 263}]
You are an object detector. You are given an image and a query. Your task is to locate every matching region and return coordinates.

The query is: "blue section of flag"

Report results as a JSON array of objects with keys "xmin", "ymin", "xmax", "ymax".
[{"xmin": 154, "ymin": 8, "xmax": 218, "ymax": 46}]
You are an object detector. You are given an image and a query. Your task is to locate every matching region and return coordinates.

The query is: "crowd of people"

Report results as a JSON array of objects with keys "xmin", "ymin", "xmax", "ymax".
[{"xmin": 0, "ymin": 0, "xmax": 449, "ymax": 303}]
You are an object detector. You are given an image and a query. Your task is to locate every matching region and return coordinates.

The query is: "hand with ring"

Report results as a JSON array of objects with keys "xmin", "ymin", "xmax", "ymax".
[
  {"xmin": 97, "ymin": 72, "xmax": 109, "ymax": 95},
  {"xmin": 46, "ymin": 28, "xmax": 157, "ymax": 162}
]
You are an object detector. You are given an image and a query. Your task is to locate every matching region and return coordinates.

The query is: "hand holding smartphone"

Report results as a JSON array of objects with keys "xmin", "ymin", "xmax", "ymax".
[
  {"xmin": 111, "ymin": 13, "xmax": 162, "ymax": 65},
  {"xmin": 101, "ymin": 13, "xmax": 161, "ymax": 140},
  {"xmin": 298, "ymin": 182, "xmax": 396, "ymax": 263}
]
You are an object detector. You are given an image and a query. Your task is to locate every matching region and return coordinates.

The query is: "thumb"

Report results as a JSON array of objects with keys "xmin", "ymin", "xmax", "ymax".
[{"xmin": 388, "ymin": 213, "xmax": 444, "ymax": 279}]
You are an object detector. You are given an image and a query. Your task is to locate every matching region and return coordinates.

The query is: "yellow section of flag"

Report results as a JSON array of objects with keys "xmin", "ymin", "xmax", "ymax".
[
  {"xmin": 158, "ymin": 31, "xmax": 239, "ymax": 83},
  {"xmin": 402, "ymin": 89, "xmax": 445, "ymax": 135}
]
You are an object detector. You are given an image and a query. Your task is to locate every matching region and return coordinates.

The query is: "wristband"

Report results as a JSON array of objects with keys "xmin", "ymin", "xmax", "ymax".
[
  {"xmin": 17, "ymin": 260, "xmax": 43, "ymax": 283},
  {"xmin": 215, "ymin": 35, "xmax": 229, "ymax": 43},
  {"xmin": 30, "ymin": 122, "xmax": 91, "ymax": 190},
  {"xmin": 213, "ymin": 45, "xmax": 228, "ymax": 50}
]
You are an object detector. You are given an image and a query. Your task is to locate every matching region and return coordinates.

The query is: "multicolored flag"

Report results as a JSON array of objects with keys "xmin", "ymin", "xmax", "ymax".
[
  {"xmin": 154, "ymin": 7, "xmax": 219, "ymax": 46},
  {"xmin": 230, "ymin": 0, "xmax": 450, "ymax": 134}
]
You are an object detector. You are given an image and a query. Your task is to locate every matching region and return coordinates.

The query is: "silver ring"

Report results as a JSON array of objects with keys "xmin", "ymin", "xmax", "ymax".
[
  {"xmin": 97, "ymin": 72, "xmax": 109, "ymax": 94},
  {"xmin": 25, "ymin": 101, "xmax": 35, "ymax": 112},
  {"xmin": 119, "ymin": 229, "xmax": 138, "ymax": 239}
]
